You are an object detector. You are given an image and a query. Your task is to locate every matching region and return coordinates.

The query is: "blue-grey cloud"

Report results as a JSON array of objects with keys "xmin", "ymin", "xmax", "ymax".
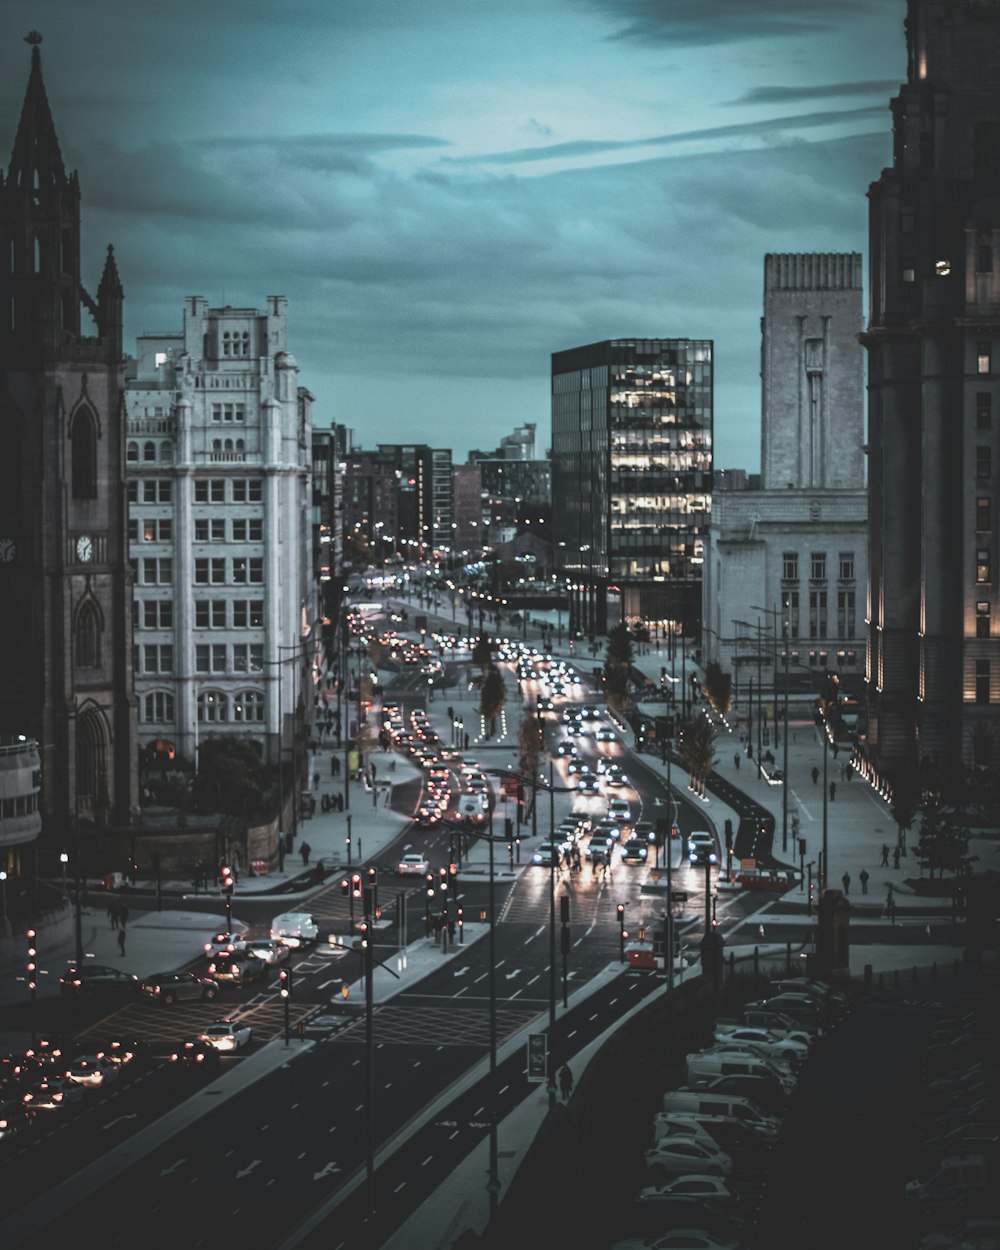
[
  {"xmin": 442, "ymin": 106, "xmax": 885, "ymax": 166},
  {"xmin": 585, "ymin": 0, "xmax": 878, "ymax": 46},
  {"xmin": 727, "ymin": 81, "xmax": 900, "ymax": 105}
]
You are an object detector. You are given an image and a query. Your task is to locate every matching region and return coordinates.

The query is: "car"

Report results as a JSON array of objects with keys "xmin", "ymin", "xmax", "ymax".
[
  {"xmin": 398, "ymin": 852, "xmax": 431, "ymax": 876},
  {"xmin": 605, "ymin": 765, "xmax": 629, "ymax": 787},
  {"xmin": 577, "ymin": 775, "xmax": 600, "ymax": 795},
  {"xmin": 643, "ymin": 1136, "xmax": 734, "ymax": 1181},
  {"xmin": 536, "ymin": 697, "xmax": 554, "ymax": 712},
  {"xmin": 769, "ymin": 977, "xmax": 850, "ymax": 1008},
  {"xmin": 141, "ymin": 971, "xmax": 220, "ymax": 1005},
  {"xmin": 100, "ymin": 1037, "xmax": 147, "ymax": 1067},
  {"xmin": 587, "ymin": 832, "xmax": 615, "ymax": 863},
  {"xmin": 688, "ymin": 831, "xmax": 718, "ymax": 864},
  {"xmin": 416, "ymin": 804, "xmax": 442, "ymax": 827},
  {"xmin": 566, "ymin": 758, "xmax": 589, "ymax": 775},
  {"xmin": 608, "ymin": 797, "xmax": 632, "ymax": 822},
  {"xmin": 743, "ymin": 992, "xmax": 829, "ymax": 1025},
  {"xmin": 464, "ymin": 775, "xmax": 490, "ymax": 794},
  {"xmin": 23, "ymin": 1035, "xmax": 80, "ymax": 1070},
  {"xmin": 712, "ymin": 1027, "xmax": 809, "ymax": 1066},
  {"xmin": 242, "ymin": 939, "xmax": 290, "ymax": 966},
  {"xmin": 596, "ymin": 728, "xmax": 618, "ymax": 743},
  {"xmin": 532, "ymin": 842, "xmax": 563, "ymax": 867},
  {"xmin": 716, "ymin": 1021, "xmax": 815, "ymax": 1051},
  {"xmin": 634, "ymin": 1174, "xmax": 736, "ymax": 1204},
  {"xmin": 198, "ymin": 1020, "xmax": 253, "ymax": 1052},
  {"xmin": 0, "ymin": 1099, "xmax": 30, "ymax": 1145},
  {"xmin": 59, "ymin": 964, "xmax": 140, "ymax": 999},
  {"xmin": 66, "ymin": 1054, "xmax": 121, "ymax": 1089},
  {"xmin": 203, "ymin": 931, "xmax": 248, "ymax": 958},
  {"xmin": 610, "ymin": 1231, "xmax": 743, "ymax": 1250},
  {"xmin": 169, "ymin": 1039, "xmax": 222, "ymax": 1071},
  {"xmin": 207, "ymin": 952, "xmax": 268, "ymax": 986},
  {"xmin": 22, "ymin": 1075, "xmax": 86, "ymax": 1113},
  {"xmin": 459, "ymin": 757, "xmax": 481, "ymax": 776},
  {"xmin": 564, "ymin": 722, "xmax": 585, "ymax": 736},
  {"xmin": 579, "ymin": 705, "xmax": 603, "ymax": 719},
  {"xmin": 555, "ymin": 741, "xmax": 578, "ymax": 757},
  {"xmin": 621, "ymin": 837, "xmax": 649, "ymax": 863}
]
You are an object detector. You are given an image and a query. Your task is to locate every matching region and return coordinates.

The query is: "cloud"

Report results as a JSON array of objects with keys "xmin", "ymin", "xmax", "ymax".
[
  {"xmin": 441, "ymin": 106, "xmax": 885, "ymax": 167},
  {"xmin": 727, "ymin": 80, "xmax": 900, "ymax": 105},
  {"xmin": 584, "ymin": 0, "xmax": 878, "ymax": 46}
]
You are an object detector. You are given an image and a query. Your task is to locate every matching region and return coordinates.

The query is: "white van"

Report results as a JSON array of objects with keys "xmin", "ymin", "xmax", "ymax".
[
  {"xmin": 456, "ymin": 792, "xmax": 487, "ymax": 825},
  {"xmin": 685, "ymin": 1052, "xmax": 796, "ymax": 1096},
  {"xmin": 661, "ymin": 1089, "xmax": 782, "ymax": 1137},
  {"xmin": 270, "ymin": 912, "xmax": 319, "ymax": 948}
]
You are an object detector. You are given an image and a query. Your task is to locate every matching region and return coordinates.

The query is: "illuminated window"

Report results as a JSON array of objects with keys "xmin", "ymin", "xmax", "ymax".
[
  {"xmin": 935, "ymin": 259, "xmax": 951, "ymax": 277},
  {"xmin": 979, "ymin": 343, "xmax": 992, "ymax": 375},
  {"xmin": 978, "ymin": 549, "xmax": 991, "ymax": 583},
  {"xmin": 977, "ymin": 601, "xmax": 991, "ymax": 639},
  {"xmin": 902, "ymin": 259, "xmax": 916, "ymax": 283}
]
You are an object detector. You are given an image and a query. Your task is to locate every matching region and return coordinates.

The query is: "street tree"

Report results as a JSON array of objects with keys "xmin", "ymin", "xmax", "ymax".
[
  {"xmin": 679, "ymin": 712, "xmax": 717, "ymax": 799},
  {"xmin": 193, "ymin": 735, "xmax": 268, "ymax": 817},
  {"xmin": 700, "ymin": 661, "xmax": 732, "ymax": 718},
  {"xmin": 914, "ymin": 790, "xmax": 972, "ymax": 881},
  {"xmin": 479, "ymin": 664, "xmax": 507, "ymax": 738},
  {"xmin": 605, "ymin": 622, "xmax": 634, "ymax": 714}
]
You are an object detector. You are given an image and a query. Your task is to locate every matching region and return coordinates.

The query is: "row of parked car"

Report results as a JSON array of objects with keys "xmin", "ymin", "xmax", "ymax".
[
  {"xmin": 611, "ymin": 976, "xmax": 852, "ymax": 1250},
  {"xmin": 903, "ymin": 984, "xmax": 1000, "ymax": 1249}
]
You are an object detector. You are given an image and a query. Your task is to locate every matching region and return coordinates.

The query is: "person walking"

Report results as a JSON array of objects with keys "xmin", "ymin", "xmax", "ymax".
[
  {"xmin": 558, "ymin": 1063, "xmax": 574, "ymax": 1102},
  {"xmin": 734, "ymin": 753, "xmax": 740, "ymax": 771},
  {"xmin": 300, "ymin": 841, "xmax": 311, "ymax": 867},
  {"xmin": 108, "ymin": 900, "xmax": 119, "ymax": 930},
  {"xmin": 117, "ymin": 927, "xmax": 126, "ymax": 957},
  {"xmin": 829, "ymin": 781, "xmax": 837, "ymax": 802},
  {"xmin": 886, "ymin": 895, "xmax": 897, "ymax": 924},
  {"xmin": 841, "ymin": 871, "xmax": 851, "ymax": 895},
  {"xmin": 880, "ymin": 844, "xmax": 890, "ymax": 867},
  {"xmin": 893, "ymin": 845, "xmax": 901, "ymax": 869},
  {"xmin": 118, "ymin": 903, "xmax": 129, "ymax": 929},
  {"xmin": 811, "ymin": 766, "xmax": 819, "ymax": 785},
  {"xmin": 859, "ymin": 868, "xmax": 870, "ymax": 895}
]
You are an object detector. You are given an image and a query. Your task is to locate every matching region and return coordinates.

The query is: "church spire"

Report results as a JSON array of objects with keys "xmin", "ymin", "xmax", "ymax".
[{"xmin": 7, "ymin": 34, "xmax": 67, "ymax": 199}]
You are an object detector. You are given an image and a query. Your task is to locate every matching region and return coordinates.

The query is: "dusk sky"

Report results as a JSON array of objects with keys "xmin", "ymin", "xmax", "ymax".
[{"xmin": 3, "ymin": 1, "xmax": 905, "ymax": 469}]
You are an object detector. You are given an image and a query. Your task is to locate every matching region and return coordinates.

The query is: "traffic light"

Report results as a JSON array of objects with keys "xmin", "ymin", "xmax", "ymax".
[
  {"xmin": 439, "ymin": 866, "xmax": 448, "ymax": 892},
  {"xmin": 221, "ymin": 864, "xmax": 234, "ymax": 892},
  {"xmin": 351, "ymin": 873, "xmax": 362, "ymax": 899},
  {"xmin": 340, "ymin": 877, "xmax": 350, "ymax": 897},
  {"xmin": 616, "ymin": 903, "xmax": 625, "ymax": 933},
  {"xmin": 358, "ymin": 919, "xmax": 369, "ymax": 949},
  {"xmin": 278, "ymin": 967, "xmax": 291, "ymax": 998},
  {"xmin": 426, "ymin": 872, "xmax": 435, "ymax": 897},
  {"xmin": 366, "ymin": 867, "xmax": 378, "ymax": 888},
  {"xmin": 449, "ymin": 861, "xmax": 458, "ymax": 879},
  {"xmin": 26, "ymin": 929, "xmax": 36, "ymax": 992}
]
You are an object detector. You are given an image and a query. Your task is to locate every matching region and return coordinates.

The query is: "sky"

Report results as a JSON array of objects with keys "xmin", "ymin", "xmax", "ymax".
[{"xmin": 2, "ymin": 0, "xmax": 906, "ymax": 470}]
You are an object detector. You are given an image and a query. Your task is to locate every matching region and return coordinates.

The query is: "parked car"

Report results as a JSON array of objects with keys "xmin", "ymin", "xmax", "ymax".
[
  {"xmin": 59, "ymin": 964, "xmax": 140, "ymax": 999},
  {"xmin": 644, "ymin": 1135, "xmax": 734, "ymax": 1181},
  {"xmin": 634, "ymin": 1174, "xmax": 736, "ymax": 1204},
  {"xmin": 742, "ymin": 993, "xmax": 830, "ymax": 1026},
  {"xmin": 691, "ymin": 1072, "xmax": 792, "ymax": 1116},
  {"xmin": 610, "ymin": 1232, "xmax": 743, "ymax": 1250},
  {"xmin": 141, "ymin": 971, "xmax": 220, "ymax": 1005},
  {"xmin": 714, "ymin": 1023, "xmax": 814, "ymax": 1058}
]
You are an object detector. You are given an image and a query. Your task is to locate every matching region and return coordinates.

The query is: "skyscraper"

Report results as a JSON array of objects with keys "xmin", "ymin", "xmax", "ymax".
[
  {"xmin": 865, "ymin": 0, "xmax": 1000, "ymax": 784},
  {"xmin": 0, "ymin": 36, "xmax": 137, "ymax": 848}
]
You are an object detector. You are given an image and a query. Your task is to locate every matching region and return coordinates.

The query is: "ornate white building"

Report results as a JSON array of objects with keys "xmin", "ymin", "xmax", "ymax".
[{"xmin": 126, "ymin": 297, "xmax": 316, "ymax": 768}]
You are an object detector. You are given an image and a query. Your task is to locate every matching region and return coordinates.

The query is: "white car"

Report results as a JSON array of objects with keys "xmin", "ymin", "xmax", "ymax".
[
  {"xmin": 199, "ymin": 1020, "xmax": 253, "ymax": 1052},
  {"xmin": 634, "ymin": 1175, "xmax": 735, "ymax": 1204},
  {"xmin": 644, "ymin": 1136, "xmax": 734, "ymax": 1180},
  {"xmin": 713, "ymin": 1026, "xmax": 810, "ymax": 1065},
  {"xmin": 243, "ymin": 939, "xmax": 290, "ymax": 966},
  {"xmin": 398, "ymin": 852, "xmax": 431, "ymax": 876},
  {"xmin": 608, "ymin": 798, "xmax": 632, "ymax": 823},
  {"xmin": 203, "ymin": 931, "xmax": 248, "ymax": 957},
  {"xmin": 65, "ymin": 1055, "xmax": 121, "ymax": 1089}
]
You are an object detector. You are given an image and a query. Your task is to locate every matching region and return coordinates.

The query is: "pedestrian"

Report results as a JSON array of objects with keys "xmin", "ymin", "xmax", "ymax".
[
  {"xmin": 841, "ymin": 871, "xmax": 851, "ymax": 895},
  {"xmin": 893, "ymin": 845, "xmax": 901, "ymax": 869},
  {"xmin": 829, "ymin": 781, "xmax": 836, "ymax": 802},
  {"xmin": 734, "ymin": 753, "xmax": 740, "ymax": 770},
  {"xmin": 330, "ymin": 756, "xmax": 337, "ymax": 777},
  {"xmin": 558, "ymin": 1063, "xmax": 573, "ymax": 1102},
  {"xmin": 301, "ymin": 841, "xmax": 311, "ymax": 866},
  {"xmin": 313, "ymin": 771, "xmax": 320, "ymax": 790},
  {"xmin": 859, "ymin": 868, "xmax": 869, "ymax": 895},
  {"xmin": 887, "ymin": 896, "xmax": 897, "ymax": 924},
  {"xmin": 880, "ymin": 844, "xmax": 890, "ymax": 867},
  {"xmin": 118, "ymin": 904, "xmax": 129, "ymax": 929},
  {"xmin": 846, "ymin": 762, "xmax": 853, "ymax": 782},
  {"xmin": 832, "ymin": 742, "xmax": 839, "ymax": 760},
  {"xmin": 117, "ymin": 928, "xmax": 126, "ymax": 957},
  {"xmin": 107, "ymin": 900, "xmax": 118, "ymax": 930},
  {"xmin": 811, "ymin": 766, "xmax": 819, "ymax": 785}
]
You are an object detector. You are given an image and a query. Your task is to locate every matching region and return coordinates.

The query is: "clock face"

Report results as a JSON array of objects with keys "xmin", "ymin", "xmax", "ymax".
[{"xmin": 76, "ymin": 535, "xmax": 94, "ymax": 563}]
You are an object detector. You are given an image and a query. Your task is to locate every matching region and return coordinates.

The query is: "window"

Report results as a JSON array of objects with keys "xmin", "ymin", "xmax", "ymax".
[
  {"xmin": 232, "ymin": 599, "xmax": 264, "ymax": 628},
  {"xmin": 902, "ymin": 259, "xmax": 916, "ymax": 283},
  {"xmin": 211, "ymin": 402, "xmax": 246, "ymax": 423},
  {"xmin": 70, "ymin": 408, "xmax": 97, "ymax": 499},
  {"xmin": 809, "ymin": 589, "xmax": 828, "ymax": 639},
  {"xmin": 233, "ymin": 690, "xmax": 264, "ymax": 722},
  {"xmin": 232, "ymin": 518, "xmax": 264, "ymax": 542},
  {"xmin": 782, "ymin": 552, "xmax": 798, "ymax": 581},
  {"xmin": 194, "ymin": 558, "xmax": 226, "ymax": 585},
  {"xmin": 977, "ymin": 601, "xmax": 991, "ymax": 639},
  {"xmin": 935, "ymin": 259, "xmax": 951, "ymax": 277},
  {"xmin": 977, "ymin": 497, "xmax": 992, "ymax": 532},
  {"xmin": 126, "ymin": 441, "xmax": 139, "ymax": 463},
  {"xmin": 232, "ymin": 643, "xmax": 264, "ymax": 673},
  {"xmin": 194, "ymin": 518, "xmax": 226, "ymax": 542},
  {"xmin": 142, "ymin": 644, "xmax": 173, "ymax": 674},
  {"xmin": 142, "ymin": 518, "xmax": 172, "ymax": 542},
  {"xmin": 195, "ymin": 644, "xmax": 227, "ymax": 673},
  {"xmin": 838, "ymin": 552, "xmax": 855, "ymax": 581},
  {"xmin": 128, "ymin": 519, "xmax": 138, "ymax": 542},
  {"xmin": 141, "ymin": 600, "xmax": 173, "ymax": 629},
  {"xmin": 195, "ymin": 600, "xmax": 227, "ymax": 629},
  {"xmin": 782, "ymin": 589, "xmax": 800, "ymax": 640},
  {"xmin": 198, "ymin": 691, "xmax": 228, "ymax": 723},
  {"xmin": 143, "ymin": 441, "xmax": 156, "ymax": 462},
  {"xmin": 211, "ymin": 479, "xmax": 225, "ymax": 502},
  {"xmin": 977, "ymin": 393, "xmax": 992, "ymax": 430},
  {"xmin": 144, "ymin": 480, "xmax": 171, "ymax": 502},
  {"xmin": 75, "ymin": 601, "xmax": 101, "ymax": 668},
  {"xmin": 979, "ymin": 343, "xmax": 993, "ymax": 375},
  {"xmin": 142, "ymin": 691, "xmax": 174, "ymax": 723},
  {"xmin": 978, "ymin": 548, "xmax": 992, "ymax": 583},
  {"xmin": 141, "ymin": 558, "xmax": 172, "ymax": 585},
  {"xmin": 976, "ymin": 660, "xmax": 991, "ymax": 705},
  {"xmin": 127, "ymin": 481, "xmax": 138, "ymax": 503},
  {"xmin": 977, "ymin": 447, "xmax": 992, "ymax": 480},
  {"xmin": 837, "ymin": 589, "xmax": 856, "ymax": 639},
  {"xmin": 232, "ymin": 557, "xmax": 263, "ymax": 584},
  {"xmin": 810, "ymin": 552, "xmax": 827, "ymax": 581},
  {"xmin": 901, "ymin": 207, "xmax": 915, "ymax": 234},
  {"xmin": 232, "ymin": 479, "xmax": 262, "ymax": 503}
]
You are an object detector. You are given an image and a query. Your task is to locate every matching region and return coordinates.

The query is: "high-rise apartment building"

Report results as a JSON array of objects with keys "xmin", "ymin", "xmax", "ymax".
[
  {"xmin": 865, "ymin": 0, "xmax": 1000, "ymax": 782},
  {"xmin": 551, "ymin": 339, "xmax": 713, "ymax": 635},
  {"xmin": 0, "ymin": 39, "xmax": 136, "ymax": 858},
  {"xmin": 126, "ymin": 298, "xmax": 315, "ymax": 769}
]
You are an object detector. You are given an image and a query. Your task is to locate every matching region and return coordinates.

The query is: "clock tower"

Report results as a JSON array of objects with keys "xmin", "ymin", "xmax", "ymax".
[{"xmin": 0, "ymin": 35, "xmax": 137, "ymax": 855}]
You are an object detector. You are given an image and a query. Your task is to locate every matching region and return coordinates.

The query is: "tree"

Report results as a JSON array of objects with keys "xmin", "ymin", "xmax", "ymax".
[
  {"xmin": 605, "ymin": 623, "xmax": 634, "ymax": 714},
  {"xmin": 889, "ymin": 771, "xmax": 920, "ymax": 853},
  {"xmin": 679, "ymin": 712, "xmax": 717, "ymax": 799},
  {"xmin": 700, "ymin": 661, "xmax": 732, "ymax": 718},
  {"xmin": 193, "ymin": 735, "xmax": 267, "ymax": 817},
  {"xmin": 479, "ymin": 664, "xmax": 507, "ymax": 738},
  {"xmin": 914, "ymin": 790, "xmax": 972, "ymax": 881},
  {"xmin": 518, "ymin": 710, "xmax": 543, "ymax": 780},
  {"xmin": 472, "ymin": 634, "xmax": 494, "ymax": 673}
]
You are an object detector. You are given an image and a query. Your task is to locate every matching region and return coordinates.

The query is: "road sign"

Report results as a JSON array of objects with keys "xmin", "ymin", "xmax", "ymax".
[{"xmin": 527, "ymin": 1032, "xmax": 547, "ymax": 1083}]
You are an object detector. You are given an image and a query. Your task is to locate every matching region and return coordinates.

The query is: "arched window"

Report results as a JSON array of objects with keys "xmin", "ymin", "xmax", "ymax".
[
  {"xmin": 236, "ymin": 439, "xmax": 245, "ymax": 453},
  {"xmin": 212, "ymin": 439, "xmax": 222, "ymax": 452},
  {"xmin": 75, "ymin": 600, "xmax": 101, "ymax": 668},
  {"xmin": 143, "ymin": 441, "xmax": 156, "ymax": 462},
  {"xmin": 198, "ymin": 691, "xmax": 228, "ymax": 722},
  {"xmin": 233, "ymin": 690, "xmax": 264, "ymax": 722},
  {"xmin": 224, "ymin": 438, "xmax": 234, "ymax": 452},
  {"xmin": 160, "ymin": 442, "xmax": 174, "ymax": 463},
  {"xmin": 71, "ymin": 407, "xmax": 97, "ymax": 499},
  {"xmin": 126, "ymin": 441, "xmax": 139, "ymax": 462}
]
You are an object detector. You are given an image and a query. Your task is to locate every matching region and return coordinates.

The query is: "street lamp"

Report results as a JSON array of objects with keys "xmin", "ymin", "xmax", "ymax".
[
  {"xmin": 59, "ymin": 851, "xmax": 68, "ymax": 899},
  {"xmin": 752, "ymin": 604, "xmax": 790, "ymax": 854}
]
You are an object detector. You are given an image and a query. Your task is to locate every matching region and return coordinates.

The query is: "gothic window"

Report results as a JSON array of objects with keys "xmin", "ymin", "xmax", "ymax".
[
  {"xmin": 71, "ymin": 407, "xmax": 97, "ymax": 499},
  {"xmin": 198, "ymin": 691, "xmax": 228, "ymax": 722},
  {"xmin": 75, "ymin": 600, "xmax": 101, "ymax": 668},
  {"xmin": 126, "ymin": 441, "xmax": 139, "ymax": 462},
  {"xmin": 143, "ymin": 691, "xmax": 174, "ymax": 723},
  {"xmin": 143, "ymin": 441, "xmax": 156, "ymax": 462},
  {"xmin": 233, "ymin": 690, "xmax": 264, "ymax": 722}
]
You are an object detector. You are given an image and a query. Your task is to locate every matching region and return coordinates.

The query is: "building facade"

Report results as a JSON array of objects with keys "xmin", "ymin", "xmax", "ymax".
[
  {"xmin": 703, "ymin": 255, "xmax": 868, "ymax": 696},
  {"xmin": 551, "ymin": 339, "xmax": 713, "ymax": 636},
  {"xmin": 0, "ymin": 39, "xmax": 136, "ymax": 865},
  {"xmin": 126, "ymin": 297, "xmax": 315, "ymax": 769},
  {"xmin": 864, "ymin": 0, "xmax": 1000, "ymax": 782}
]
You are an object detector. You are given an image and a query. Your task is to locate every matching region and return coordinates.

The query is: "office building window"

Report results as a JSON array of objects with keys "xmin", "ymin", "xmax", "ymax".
[
  {"xmin": 143, "ymin": 480, "xmax": 171, "ymax": 503},
  {"xmin": 837, "ymin": 589, "xmax": 856, "ymax": 639},
  {"xmin": 232, "ymin": 518, "xmax": 264, "ymax": 542},
  {"xmin": 977, "ymin": 497, "xmax": 992, "ymax": 532},
  {"xmin": 978, "ymin": 549, "xmax": 991, "ymax": 583},
  {"xmin": 232, "ymin": 644, "xmax": 264, "ymax": 673},
  {"xmin": 979, "ymin": 343, "xmax": 993, "ymax": 375},
  {"xmin": 782, "ymin": 590, "xmax": 800, "ymax": 639},
  {"xmin": 977, "ymin": 601, "xmax": 991, "ymax": 639},
  {"xmin": 809, "ymin": 589, "xmax": 827, "ymax": 639},
  {"xmin": 142, "ymin": 691, "xmax": 174, "ymax": 724},
  {"xmin": 977, "ymin": 393, "xmax": 992, "ymax": 430},
  {"xmin": 198, "ymin": 691, "xmax": 228, "ymax": 722},
  {"xmin": 810, "ymin": 552, "xmax": 826, "ymax": 581},
  {"xmin": 194, "ymin": 558, "xmax": 226, "ymax": 585},
  {"xmin": 141, "ymin": 558, "xmax": 172, "ymax": 585},
  {"xmin": 233, "ymin": 690, "xmax": 265, "ymax": 722},
  {"xmin": 142, "ymin": 518, "xmax": 172, "ymax": 542},
  {"xmin": 195, "ymin": 600, "xmax": 226, "ymax": 629},
  {"xmin": 142, "ymin": 644, "xmax": 173, "ymax": 674},
  {"xmin": 782, "ymin": 552, "xmax": 798, "ymax": 581},
  {"xmin": 232, "ymin": 479, "xmax": 263, "ymax": 503},
  {"xmin": 194, "ymin": 518, "xmax": 227, "ymax": 542},
  {"xmin": 976, "ymin": 659, "xmax": 991, "ymax": 705},
  {"xmin": 232, "ymin": 599, "xmax": 264, "ymax": 628},
  {"xmin": 977, "ymin": 446, "xmax": 992, "ymax": 479},
  {"xmin": 838, "ymin": 552, "xmax": 855, "ymax": 580},
  {"xmin": 141, "ymin": 600, "xmax": 172, "ymax": 629}
]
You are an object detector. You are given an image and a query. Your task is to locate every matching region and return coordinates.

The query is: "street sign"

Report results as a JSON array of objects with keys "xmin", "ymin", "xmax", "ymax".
[{"xmin": 526, "ymin": 1032, "xmax": 547, "ymax": 1083}]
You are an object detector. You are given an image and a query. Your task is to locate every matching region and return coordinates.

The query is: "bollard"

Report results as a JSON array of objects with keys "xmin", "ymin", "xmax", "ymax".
[{"xmin": 753, "ymin": 945, "xmax": 759, "ymax": 976}]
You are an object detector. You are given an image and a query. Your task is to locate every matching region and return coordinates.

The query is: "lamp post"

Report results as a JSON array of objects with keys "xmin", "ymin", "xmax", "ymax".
[
  {"xmin": 752, "ymin": 604, "xmax": 791, "ymax": 854},
  {"xmin": 486, "ymin": 798, "xmax": 500, "ymax": 1222},
  {"xmin": 59, "ymin": 851, "xmax": 68, "ymax": 900}
]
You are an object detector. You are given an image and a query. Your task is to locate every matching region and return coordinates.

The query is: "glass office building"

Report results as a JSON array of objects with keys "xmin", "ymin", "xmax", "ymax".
[{"xmin": 551, "ymin": 339, "xmax": 713, "ymax": 635}]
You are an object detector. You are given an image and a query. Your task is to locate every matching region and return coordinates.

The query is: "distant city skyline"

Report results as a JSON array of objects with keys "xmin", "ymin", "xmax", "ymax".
[{"xmin": 1, "ymin": 0, "xmax": 904, "ymax": 467}]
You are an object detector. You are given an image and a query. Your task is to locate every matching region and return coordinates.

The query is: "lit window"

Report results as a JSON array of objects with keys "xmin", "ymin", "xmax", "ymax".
[
  {"xmin": 979, "ymin": 343, "xmax": 992, "ymax": 375},
  {"xmin": 977, "ymin": 601, "xmax": 991, "ymax": 639},
  {"xmin": 902, "ymin": 260, "xmax": 916, "ymax": 284},
  {"xmin": 935, "ymin": 259, "xmax": 951, "ymax": 277},
  {"xmin": 978, "ymin": 549, "xmax": 991, "ymax": 583},
  {"xmin": 977, "ymin": 497, "xmax": 992, "ymax": 532}
]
